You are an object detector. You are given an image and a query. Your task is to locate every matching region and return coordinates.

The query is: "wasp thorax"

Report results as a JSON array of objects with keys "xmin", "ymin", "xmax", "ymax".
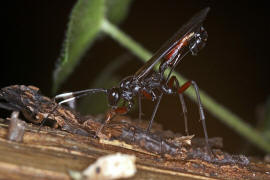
[{"xmin": 119, "ymin": 76, "xmax": 133, "ymax": 89}]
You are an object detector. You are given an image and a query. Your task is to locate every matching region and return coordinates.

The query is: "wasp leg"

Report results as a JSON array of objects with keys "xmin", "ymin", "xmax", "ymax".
[
  {"xmin": 168, "ymin": 76, "xmax": 189, "ymax": 135},
  {"xmin": 178, "ymin": 80, "xmax": 211, "ymax": 154},
  {"xmin": 96, "ymin": 106, "xmax": 129, "ymax": 137},
  {"xmin": 146, "ymin": 93, "xmax": 163, "ymax": 133}
]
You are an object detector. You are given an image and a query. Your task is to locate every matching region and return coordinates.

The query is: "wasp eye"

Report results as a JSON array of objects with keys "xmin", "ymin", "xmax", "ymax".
[{"xmin": 108, "ymin": 88, "xmax": 120, "ymax": 106}]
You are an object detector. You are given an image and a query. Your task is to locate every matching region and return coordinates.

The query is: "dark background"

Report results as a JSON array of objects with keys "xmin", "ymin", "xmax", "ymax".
[{"xmin": 2, "ymin": 1, "xmax": 270, "ymax": 155}]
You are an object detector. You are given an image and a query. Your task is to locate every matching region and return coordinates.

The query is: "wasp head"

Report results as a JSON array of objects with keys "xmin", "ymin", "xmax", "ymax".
[{"xmin": 189, "ymin": 26, "xmax": 208, "ymax": 56}]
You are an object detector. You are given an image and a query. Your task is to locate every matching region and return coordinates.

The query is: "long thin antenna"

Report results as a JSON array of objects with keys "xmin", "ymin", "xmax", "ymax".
[{"xmin": 38, "ymin": 88, "xmax": 107, "ymax": 131}]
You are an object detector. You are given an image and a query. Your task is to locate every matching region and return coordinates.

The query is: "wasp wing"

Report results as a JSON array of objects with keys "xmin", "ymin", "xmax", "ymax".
[{"xmin": 134, "ymin": 7, "xmax": 210, "ymax": 80}]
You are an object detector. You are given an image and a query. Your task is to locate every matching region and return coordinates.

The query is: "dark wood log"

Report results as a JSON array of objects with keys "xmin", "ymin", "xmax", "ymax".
[{"xmin": 0, "ymin": 85, "xmax": 269, "ymax": 179}]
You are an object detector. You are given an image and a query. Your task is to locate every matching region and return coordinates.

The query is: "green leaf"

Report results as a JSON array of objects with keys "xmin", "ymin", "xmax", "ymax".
[
  {"xmin": 53, "ymin": 0, "xmax": 105, "ymax": 93},
  {"xmin": 52, "ymin": 0, "xmax": 133, "ymax": 93},
  {"xmin": 106, "ymin": 0, "xmax": 133, "ymax": 25}
]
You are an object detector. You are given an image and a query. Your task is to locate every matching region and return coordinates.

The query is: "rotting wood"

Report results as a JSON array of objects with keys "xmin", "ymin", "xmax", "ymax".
[{"xmin": 0, "ymin": 85, "xmax": 269, "ymax": 179}]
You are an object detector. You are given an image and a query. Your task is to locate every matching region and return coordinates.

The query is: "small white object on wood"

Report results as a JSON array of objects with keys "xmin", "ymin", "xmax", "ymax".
[{"xmin": 82, "ymin": 153, "xmax": 136, "ymax": 180}]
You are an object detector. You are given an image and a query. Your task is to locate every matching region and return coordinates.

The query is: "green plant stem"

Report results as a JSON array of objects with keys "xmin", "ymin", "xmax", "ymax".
[{"xmin": 101, "ymin": 19, "xmax": 270, "ymax": 153}]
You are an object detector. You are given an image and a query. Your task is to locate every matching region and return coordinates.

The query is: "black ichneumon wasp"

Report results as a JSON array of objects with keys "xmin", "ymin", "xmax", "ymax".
[{"xmin": 53, "ymin": 7, "xmax": 211, "ymax": 152}]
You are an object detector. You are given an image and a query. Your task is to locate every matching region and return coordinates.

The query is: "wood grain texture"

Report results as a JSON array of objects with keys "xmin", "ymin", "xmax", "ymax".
[{"xmin": 0, "ymin": 85, "xmax": 270, "ymax": 179}]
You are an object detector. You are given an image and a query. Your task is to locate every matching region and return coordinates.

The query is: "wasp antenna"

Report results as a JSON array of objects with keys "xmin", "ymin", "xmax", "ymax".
[
  {"xmin": 56, "ymin": 88, "xmax": 108, "ymax": 104},
  {"xmin": 55, "ymin": 88, "xmax": 107, "ymax": 99}
]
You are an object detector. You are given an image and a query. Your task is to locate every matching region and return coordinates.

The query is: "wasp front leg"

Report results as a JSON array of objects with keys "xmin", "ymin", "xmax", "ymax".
[{"xmin": 96, "ymin": 101, "xmax": 133, "ymax": 137}]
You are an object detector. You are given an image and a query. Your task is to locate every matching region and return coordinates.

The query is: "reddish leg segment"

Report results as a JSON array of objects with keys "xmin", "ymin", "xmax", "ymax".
[{"xmin": 97, "ymin": 106, "xmax": 128, "ymax": 136}]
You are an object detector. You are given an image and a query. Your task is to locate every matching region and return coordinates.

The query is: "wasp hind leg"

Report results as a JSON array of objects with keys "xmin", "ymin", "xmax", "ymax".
[{"xmin": 177, "ymin": 80, "xmax": 211, "ymax": 154}]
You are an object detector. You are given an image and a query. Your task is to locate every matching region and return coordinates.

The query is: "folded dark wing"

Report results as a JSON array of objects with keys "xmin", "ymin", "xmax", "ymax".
[{"xmin": 134, "ymin": 7, "xmax": 210, "ymax": 80}]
